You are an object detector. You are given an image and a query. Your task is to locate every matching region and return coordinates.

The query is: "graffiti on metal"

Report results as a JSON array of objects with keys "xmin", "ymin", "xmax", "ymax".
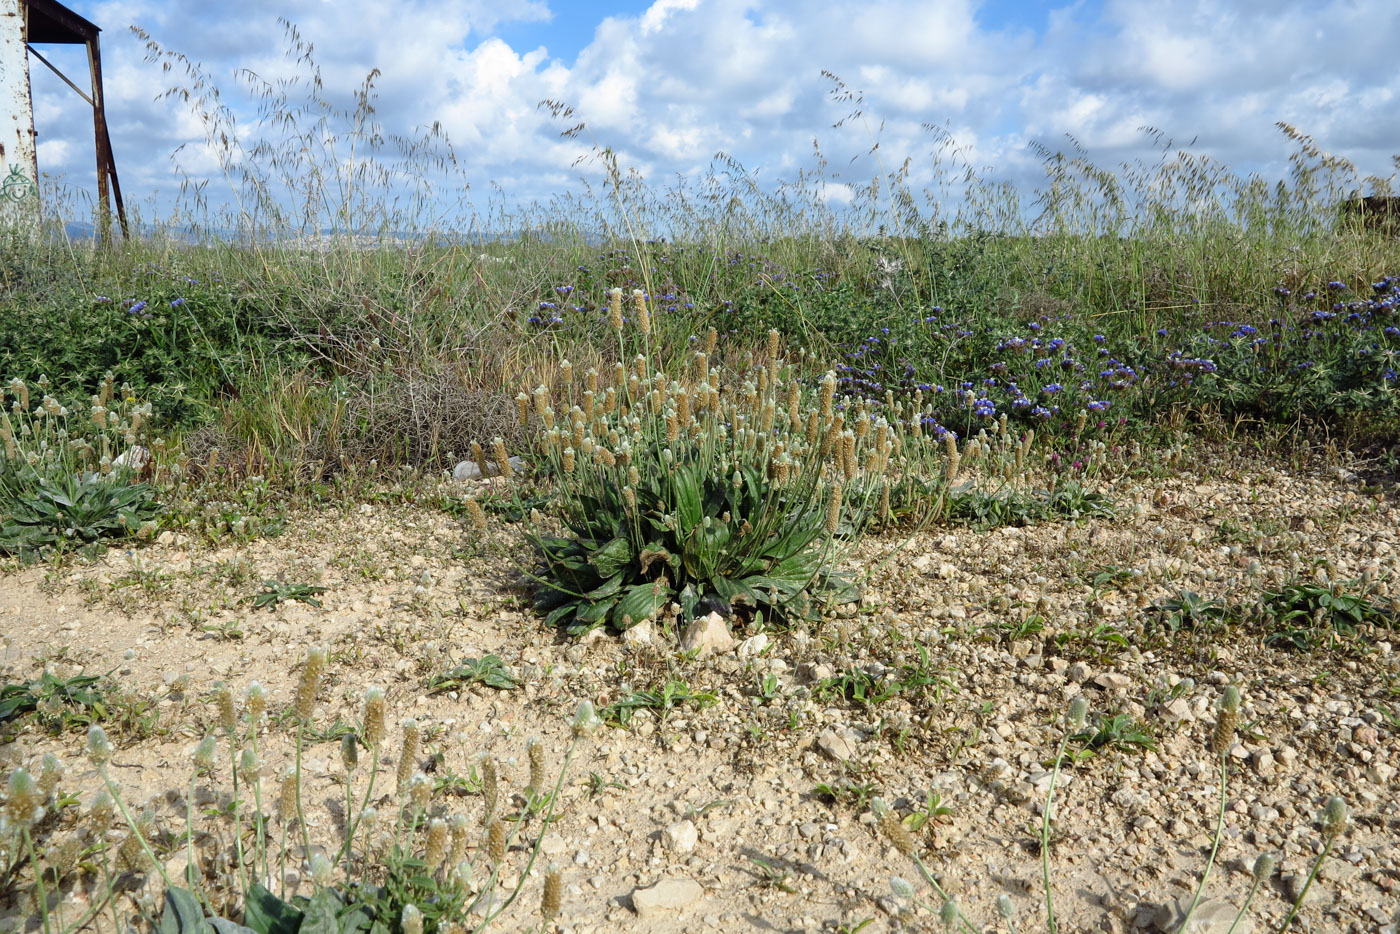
[{"xmin": 0, "ymin": 163, "xmax": 35, "ymax": 202}]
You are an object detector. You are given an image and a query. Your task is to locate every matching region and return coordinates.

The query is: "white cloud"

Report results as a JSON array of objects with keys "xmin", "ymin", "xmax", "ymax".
[{"xmin": 17, "ymin": 0, "xmax": 1400, "ymax": 228}]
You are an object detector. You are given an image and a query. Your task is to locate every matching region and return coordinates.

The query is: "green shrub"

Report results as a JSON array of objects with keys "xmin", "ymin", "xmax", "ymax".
[{"xmin": 518, "ymin": 302, "xmax": 931, "ymax": 637}]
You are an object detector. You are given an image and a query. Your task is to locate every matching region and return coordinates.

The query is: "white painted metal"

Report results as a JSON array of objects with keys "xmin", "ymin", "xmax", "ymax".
[{"xmin": 0, "ymin": 0, "xmax": 39, "ymax": 230}]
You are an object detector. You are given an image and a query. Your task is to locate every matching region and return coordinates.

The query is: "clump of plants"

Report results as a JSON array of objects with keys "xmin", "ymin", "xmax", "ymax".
[
  {"xmin": 510, "ymin": 290, "xmax": 947, "ymax": 636},
  {"xmin": 0, "ymin": 648, "xmax": 598, "ymax": 934},
  {"xmin": 0, "ymin": 373, "xmax": 164, "ymax": 557}
]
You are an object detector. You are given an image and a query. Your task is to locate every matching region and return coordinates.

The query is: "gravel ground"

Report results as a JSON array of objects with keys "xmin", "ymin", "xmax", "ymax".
[{"xmin": 1, "ymin": 443, "xmax": 1398, "ymax": 934}]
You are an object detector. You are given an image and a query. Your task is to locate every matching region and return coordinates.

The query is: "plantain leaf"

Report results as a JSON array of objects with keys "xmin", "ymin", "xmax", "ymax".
[{"xmin": 613, "ymin": 581, "xmax": 672, "ymax": 629}]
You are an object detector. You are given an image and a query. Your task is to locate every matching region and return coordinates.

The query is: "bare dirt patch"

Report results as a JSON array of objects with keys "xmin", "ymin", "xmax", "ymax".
[{"xmin": 2, "ymin": 447, "xmax": 1398, "ymax": 933}]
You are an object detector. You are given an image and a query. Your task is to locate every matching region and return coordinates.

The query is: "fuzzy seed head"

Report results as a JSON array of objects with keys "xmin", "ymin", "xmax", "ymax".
[
  {"xmin": 572, "ymin": 700, "xmax": 602, "ymax": 737},
  {"xmin": 277, "ymin": 767, "xmax": 297, "ymax": 819},
  {"xmin": 238, "ymin": 748, "xmax": 262, "ymax": 783},
  {"xmin": 871, "ymin": 797, "xmax": 916, "ymax": 858},
  {"xmin": 1252, "ymin": 853, "xmax": 1275, "ymax": 882},
  {"xmin": 996, "ymin": 894, "xmax": 1015, "ymax": 920},
  {"xmin": 295, "ymin": 646, "xmax": 327, "ymax": 720},
  {"xmin": 310, "ymin": 852, "xmax": 333, "ymax": 887},
  {"xmin": 425, "ymin": 817, "xmax": 449, "ymax": 869},
  {"xmin": 1322, "ymin": 796, "xmax": 1348, "ymax": 839},
  {"xmin": 341, "ymin": 733, "xmax": 359, "ymax": 772},
  {"xmin": 193, "ymin": 736, "xmax": 217, "ymax": 774},
  {"xmin": 890, "ymin": 876, "xmax": 915, "ymax": 898},
  {"xmin": 87, "ymin": 725, "xmax": 114, "ymax": 765},
  {"xmin": 88, "ymin": 790, "xmax": 115, "ymax": 833},
  {"xmin": 826, "ymin": 483, "xmax": 843, "ymax": 535},
  {"xmin": 608, "ymin": 289, "xmax": 624, "ymax": 330},
  {"xmin": 400, "ymin": 904, "xmax": 423, "ymax": 934},
  {"xmin": 214, "ymin": 681, "xmax": 236, "ymax": 734},
  {"xmin": 363, "ymin": 687, "xmax": 386, "ymax": 748},
  {"xmin": 450, "ymin": 814, "xmax": 469, "ymax": 865},
  {"xmin": 632, "ymin": 289, "xmax": 650, "ymax": 336},
  {"xmin": 542, "ymin": 863, "xmax": 563, "ymax": 921},
  {"xmin": 940, "ymin": 898, "xmax": 959, "ymax": 928},
  {"xmin": 481, "ymin": 755, "xmax": 499, "ymax": 824},
  {"xmin": 1210, "ymin": 689, "xmax": 1240, "ymax": 755},
  {"xmin": 3, "ymin": 769, "xmax": 45, "ymax": 830},
  {"xmin": 409, "ymin": 771, "xmax": 431, "ymax": 812},
  {"xmin": 487, "ymin": 818, "xmax": 507, "ymax": 865},
  {"xmin": 245, "ymin": 682, "xmax": 268, "ymax": 723},
  {"xmin": 1068, "ymin": 695, "xmax": 1090, "ymax": 729},
  {"xmin": 819, "ymin": 372, "xmax": 835, "ymax": 418},
  {"xmin": 37, "ymin": 753, "xmax": 64, "ymax": 797},
  {"xmin": 492, "ymin": 438, "xmax": 513, "ymax": 478},
  {"xmin": 527, "ymin": 738, "xmax": 546, "ymax": 799},
  {"xmin": 397, "ymin": 719, "xmax": 421, "ymax": 794}
]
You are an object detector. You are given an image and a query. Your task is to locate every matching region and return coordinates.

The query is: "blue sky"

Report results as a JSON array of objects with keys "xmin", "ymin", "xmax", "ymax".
[{"xmin": 17, "ymin": 0, "xmax": 1400, "ymax": 232}]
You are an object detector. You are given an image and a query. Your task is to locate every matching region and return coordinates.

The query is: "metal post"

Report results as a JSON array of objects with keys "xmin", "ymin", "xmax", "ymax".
[{"xmin": 0, "ymin": 0, "xmax": 40, "ymax": 233}]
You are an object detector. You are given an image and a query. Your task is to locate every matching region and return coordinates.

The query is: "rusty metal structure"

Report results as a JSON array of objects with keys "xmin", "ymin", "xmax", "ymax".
[{"xmin": 0, "ymin": 0, "xmax": 126, "ymax": 242}]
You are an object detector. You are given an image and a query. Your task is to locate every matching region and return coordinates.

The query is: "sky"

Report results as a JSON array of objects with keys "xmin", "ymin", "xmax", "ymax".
[{"xmin": 17, "ymin": 0, "xmax": 1400, "ymax": 233}]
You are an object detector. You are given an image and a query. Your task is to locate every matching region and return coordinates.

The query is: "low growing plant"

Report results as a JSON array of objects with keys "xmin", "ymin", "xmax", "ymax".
[
  {"xmin": 0, "ymin": 373, "xmax": 164, "ymax": 557},
  {"xmin": 0, "ymin": 650, "xmax": 601, "ymax": 934},
  {"xmin": 517, "ymin": 302, "xmax": 939, "ymax": 636}
]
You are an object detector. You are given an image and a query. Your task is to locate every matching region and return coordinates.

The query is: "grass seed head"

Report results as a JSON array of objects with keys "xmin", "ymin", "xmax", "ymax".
[
  {"xmin": 1068, "ymin": 695, "xmax": 1090, "ymax": 729},
  {"xmin": 214, "ymin": 681, "xmax": 236, "ymax": 734},
  {"xmin": 397, "ymin": 718, "xmax": 421, "ymax": 793},
  {"xmin": 294, "ymin": 646, "xmax": 327, "ymax": 720},
  {"xmin": 481, "ymin": 755, "xmax": 499, "ymax": 823},
  {"xmin": 1211, "ymin": 686, "xmax": 1241, "ymax": 755},
  {"xmin": 87, "ymin": 725, "xmax": 114, "ymax": 765},
  {"xmin": 341, "ymin": 733, "xmax": 359, "ymax": 772},
  {"xmin": 3, "ymin": 768, "xmax": 44, "ymax": 831},
  {"xmin": 192, "ymin": 736, "xmax": 217, "ymax": 774},
  {"xmin": 940, "ymin": 898, "xmax": 959, "ymax": 929},
  {"xmin": 37, "ymin": 753, "xmax": 64, "ymax": 797},
  {"xmin": 277, "ymin": 766, "xmax": 297, "ymax": 818},
  {"xmin": 871, "ymin": 797, "xmax": 916, "ymax": 858},
  {"xmin": 487, "ymin": 817, "xmax": 507, "ymax": 865},
  {"xmin": 492, "ymin": 437, "xmax": 513, "ymax": 478},
  {"xmin": 239, "ymin": 748, "xmax": 263, "ymax": 782},
  {"xmin": 608, "ymin": 288, "xmax": 624, "ymax": 330},
  {"xmin": 826, "ymin": 483, "xmax": 843, "ymax": 535},
  {"xmin": 542, "ymin": 863, "xmax": 562, "ymax": 921},
  {"xmin": 310, "ymin": 852, "xmax": 333, "ymax": 887},
  {"xmin": 363, "ymin": 686, "xmax": 386, "ymax": 748},
  {"xmin": 409, "ymin": 771, "xmax": 431, "ymax": 812},
  {"xmin": 450, "ymin": 813, "xmax": 469, "ymax": 864},
  {"xmin": 425, "ymin": 817, "xmax": 448, "ymax": 869},
  {"xmin": 1322, "ymin": 796, "xmax": 1348, "ymax": 840},
  {"xmin": 88, "ymin": 790, "xmax": 115, "ymax": 833},
  {"xmin": 245, "ymin": 681, "xmax": 268, "ymax": 723},
  {"xmin": 572, "ymin": 700, "xmax": 602, "ymax": 737},
  {"xmin": 527, "ymin": 737, "xmax": 546, "ymax": 799}
]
